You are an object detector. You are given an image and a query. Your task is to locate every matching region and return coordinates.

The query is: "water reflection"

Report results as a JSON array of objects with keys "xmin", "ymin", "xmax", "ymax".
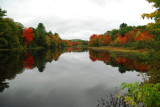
[
  {"xmin": 89, "ymin": 50, "xmax": 160, "ymax": 84},
  {"xmin": 0, "ymin": 48, "xmax": 153, "ymax": 93},
  {"xmin": 0, "ymin": 51, "xmax": 24, "ymax": 93},
  {"xmin": 0, "ymin": 48, "xmax": 87, "ymax": 93},
  {"xmin": 89, "ymin": 50, "xmax": 149, "ymax": 73},
  {"xmin": 89, "ymin": 50, "xmax": 160, "ymax": 107},
  {"xmin": 0, "ymin": 48, "xmax": 158, "ymax": 107}
]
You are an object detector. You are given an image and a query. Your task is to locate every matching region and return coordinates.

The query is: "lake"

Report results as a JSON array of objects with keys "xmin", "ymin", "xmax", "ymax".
[{"xmin": 0, "ymin": 48, "xmax": 148, "ymax": 107}]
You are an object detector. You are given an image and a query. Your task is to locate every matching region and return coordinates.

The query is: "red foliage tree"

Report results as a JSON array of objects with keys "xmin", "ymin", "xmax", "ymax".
[
  {"xmin": 90, "ymin": 34, "xmax": 97, "ymax": 40},
  {"xmin": 97, "ymin": 35, "xmax": 102, "ymax": 39},
  {"xmin": 22, "ymin": 28, "xmax": 34, "ymax": 45}
]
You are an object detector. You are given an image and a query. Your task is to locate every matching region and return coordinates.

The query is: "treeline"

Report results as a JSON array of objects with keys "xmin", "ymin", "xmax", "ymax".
[
  {"xmin": 0, "ymin": 8, "xmax": 65, "ymax": 49},
  {"xmin": 0, "ymin": 8, "xmax": 88, "ymax": 49},
  {"xmin": 88, "ymin": 23, "xmax": 154, "ymax": 49},
  {"xmin": 63, "ymin": 39, "xmax": 88, "ymax": 47}
]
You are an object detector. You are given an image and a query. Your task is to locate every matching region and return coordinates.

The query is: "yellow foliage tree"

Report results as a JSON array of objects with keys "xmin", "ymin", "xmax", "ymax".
[{"xmin": 142, "ymin": 0, "xmax": 160, "ymax": 33}]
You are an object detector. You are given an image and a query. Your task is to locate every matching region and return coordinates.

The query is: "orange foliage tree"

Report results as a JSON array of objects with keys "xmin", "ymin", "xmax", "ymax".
[
  {"xmin": 89, "ymin": 34, "xmax": 110, "ymax": 47},
  {"xmin": 63, "ymin": 40, "xmax": 73, "ymax": 47},
  {"xmin": 73, "ymin": 42, "xmax": 81, "ymax": 46},
  {"xmin": 114, "ymin": 33, "xmax": 127, "ymax": 45},
  {"xmin": 88, "ymin": 24, "xmax": 154, "ymax": 48},
  {"xmin": 101, "ymin": 34, "xmax": 110, "ymax": 46}
]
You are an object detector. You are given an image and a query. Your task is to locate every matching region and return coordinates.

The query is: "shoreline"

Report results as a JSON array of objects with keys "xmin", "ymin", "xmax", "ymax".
[
  {"xmin": 0, "ymin": 47, "xmax": 44, "ymax": 51},
  {"xmin": 89, "ymin": 46, "xmax": 147, "ymax": 54}
]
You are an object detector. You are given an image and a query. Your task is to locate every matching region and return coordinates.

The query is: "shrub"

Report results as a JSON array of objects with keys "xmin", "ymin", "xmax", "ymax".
[{"xmin": 120, "ymin": 82, "xmax": 160, "ymax": 107}]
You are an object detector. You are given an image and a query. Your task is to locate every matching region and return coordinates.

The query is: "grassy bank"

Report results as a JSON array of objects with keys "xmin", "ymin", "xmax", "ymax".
[
  {"xmin": 89, "ymin": 46, "xmax": 147, "ymax": 54},
  {"xmin": 71, "ymin": 45, "xmax": 88, "ymax": 48}
]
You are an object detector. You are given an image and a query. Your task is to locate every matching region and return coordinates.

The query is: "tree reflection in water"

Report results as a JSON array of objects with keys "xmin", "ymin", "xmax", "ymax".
[
  {"xmin": 89, "ymin": 49, "xmax": 160, "ymax": 84},
  {"xmin": 0, "ymin": 51, "xmax": 24, "ymax": 93},
  {"xmin": 89, "ymin": 50, "xmax": 149, "ymax": 73},
  {"xmin": 0, "ymin": 47, "xmax": 159, "ymax": 107},
  {"xmin": 0, "ymin": 47, "xmax": 87, "ymax": 93}
]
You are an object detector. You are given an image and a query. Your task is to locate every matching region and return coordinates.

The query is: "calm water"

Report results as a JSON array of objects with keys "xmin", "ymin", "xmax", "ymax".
[{"xmin": 0, "ymin": 48, "xmax": 146, "ymax": 107}]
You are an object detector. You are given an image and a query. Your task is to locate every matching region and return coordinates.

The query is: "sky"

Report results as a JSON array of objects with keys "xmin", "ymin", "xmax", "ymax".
[{"xmin": 1, "ymin": 0, "xmax": 155, "ymax": 40}]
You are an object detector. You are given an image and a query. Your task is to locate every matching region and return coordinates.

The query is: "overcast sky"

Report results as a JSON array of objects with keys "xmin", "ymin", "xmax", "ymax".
[{"xmin": 1, "ymin": 0, "xmax": 154, "ymax": 40}]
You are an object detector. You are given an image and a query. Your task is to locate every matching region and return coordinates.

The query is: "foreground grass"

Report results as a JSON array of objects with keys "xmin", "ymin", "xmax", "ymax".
[{"xmin": 89, "ymin": 46, "xmax": 147, "ymax": 54}]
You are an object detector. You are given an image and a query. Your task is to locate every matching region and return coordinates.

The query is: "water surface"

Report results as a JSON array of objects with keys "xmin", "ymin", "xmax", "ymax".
[{"xmin": 0, "ymin": 49, "xmax": 146, "ymax": 107}]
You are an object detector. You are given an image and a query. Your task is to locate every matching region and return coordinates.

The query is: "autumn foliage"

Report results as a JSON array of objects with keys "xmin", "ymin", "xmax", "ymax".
[
  {"xmin": 63, "ymin": 40, "xmax": 85, "ymax": 47},
  {"xmin": 89, "ymin": 26, "xmax": 154, "ymax": 49},
  {"xmin": 135, "ymin": 31, "xmax": 154, "ymax": 41},
  {"xmin": 22, "ymin": 28, "xmax": 34, "ymax": 45},
  {"xmin": 89, "ymin": 34, "xmax": 110, "ymax": 47},
  {"xmin": 113, "ymin": 30, "xmax": 154, "ymax": 46}
]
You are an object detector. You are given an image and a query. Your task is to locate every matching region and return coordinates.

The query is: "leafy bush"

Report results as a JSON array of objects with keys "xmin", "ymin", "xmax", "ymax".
[{"xmin": 120, "ymin": 82, "xmax": 160, "ymax": 107}]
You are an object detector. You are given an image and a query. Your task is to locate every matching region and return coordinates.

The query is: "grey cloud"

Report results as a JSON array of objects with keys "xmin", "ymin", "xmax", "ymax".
[
  {"xmin": 1, "ymin": 0, "xmax": 153, "ymax": 40},
  {"xmin": 25, "ymin": 17, "xmax": 114, "ymax": 39}
]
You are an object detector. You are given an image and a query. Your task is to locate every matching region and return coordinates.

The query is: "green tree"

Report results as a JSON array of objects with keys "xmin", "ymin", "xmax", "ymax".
[
  {"xmin": 0, "ymin": 8, "xmax": 6, "ymax": 18},
  {"xmin": 36, "ymin": 23, "xmax": 46, "ymax": 35},
  {"xmin": 35, "ymin": 23, "xmax": 47, "ymax": 46},
  {"xmin": 15, "ymin": 22, "xmax": 24, "ymax": 46},
  {"xmin": 0, "ymin": 9, "xmax": 23, "ymax": 48},
  {"xmin": 119, "ymin": 28, "xmax": 128, "ymax": 37},
  {"xmin": 120, "ymin": 23, "xmax": 127, "ymax": 29},
  {"xmin": 110, "ymin": 29, "xmax": 119, "ymax": 41},
  {"xmin": 0, "ymin": 18, "xmax": 21, "ymax": 48},
  {"xmin": 0, "ymin": 8, "xmax": 7, "ymax": 48}
]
